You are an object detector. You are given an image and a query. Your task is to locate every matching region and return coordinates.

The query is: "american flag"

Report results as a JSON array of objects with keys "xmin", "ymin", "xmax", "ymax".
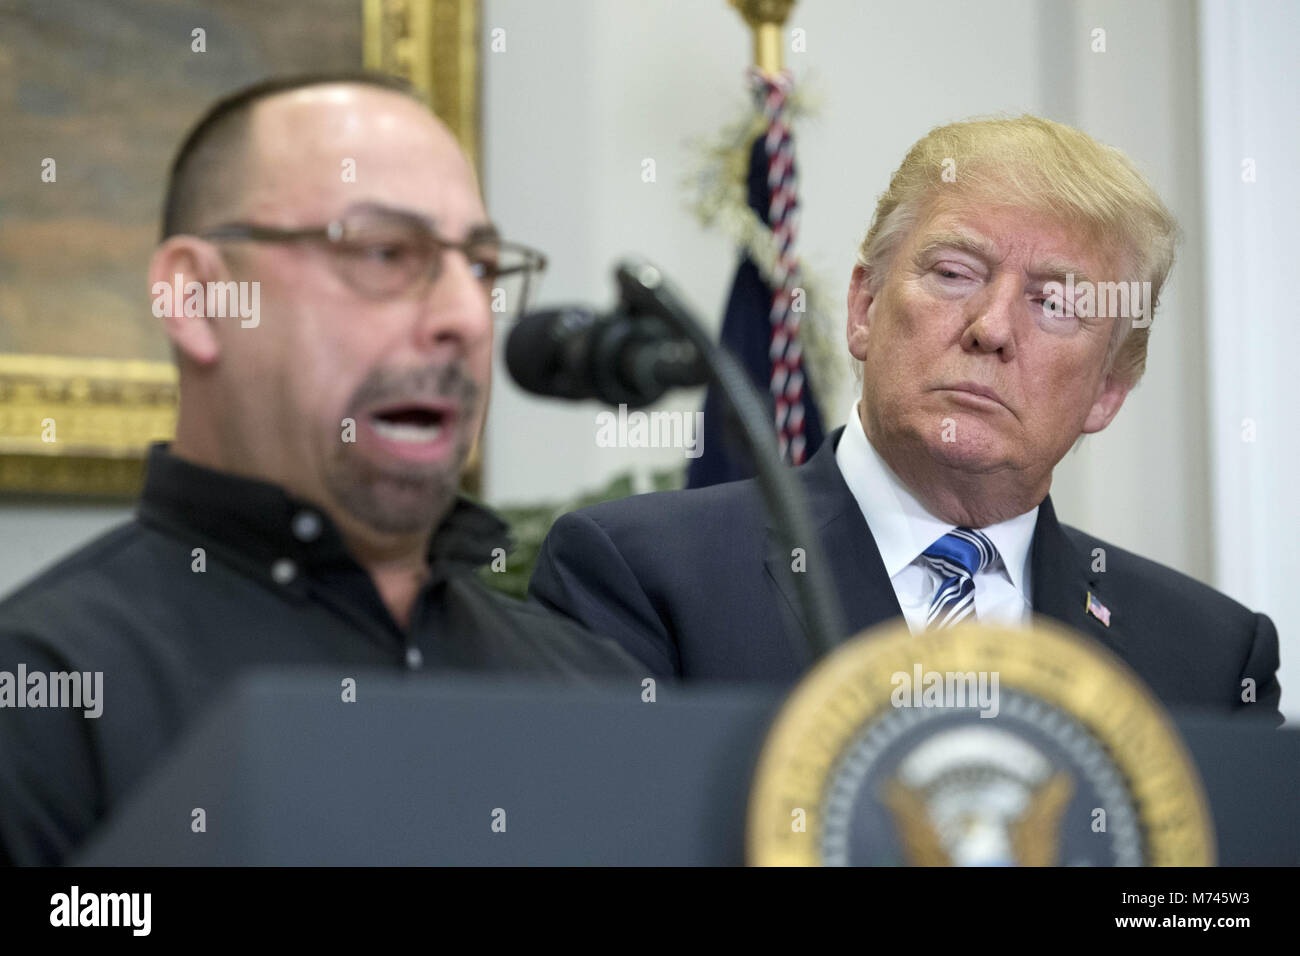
[
  {"xmin": 1085, "ymin": 591, "xmax": 1112, "ymax": 627},
  {"xmin": 685, "ymin": 69, "xmax": 825, "ymax": 488}
]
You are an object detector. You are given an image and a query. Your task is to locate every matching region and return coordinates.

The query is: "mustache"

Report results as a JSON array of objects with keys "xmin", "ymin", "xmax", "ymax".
[{"xmin": 347, "ymin": 361, "xmax": 481, "ymax": 414}]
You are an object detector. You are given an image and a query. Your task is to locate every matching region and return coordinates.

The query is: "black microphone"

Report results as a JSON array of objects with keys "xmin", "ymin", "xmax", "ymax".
[
  {"xmin": 611, "ymin": 258, "xmax": 699, "ymax": 331},
  {"xmin": 506, "ymin": 306, "xmax": 707, "ymax": 407},
  {"xmin": 508, "ymin": 257, "xmax": 845, "ymax": 664}
]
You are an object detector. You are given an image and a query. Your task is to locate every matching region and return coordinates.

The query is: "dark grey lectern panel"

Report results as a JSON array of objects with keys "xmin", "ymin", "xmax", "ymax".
[
  {"xmin": 1178, "ymin": 714, "xmax": 1300, "ymax": 864},
  {"xmin": 75, "ymin": 671, "xmax": 1298, "ymax": 865},
  {"xmin": 76, "ymin": 672, "xmax": 783, "ymax": 865}
]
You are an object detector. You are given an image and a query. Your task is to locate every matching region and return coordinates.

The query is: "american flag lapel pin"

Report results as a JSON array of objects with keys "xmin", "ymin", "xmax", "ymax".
[{"xmin": 1085, "ymin": 590, "xmax": 1112, "ymax": 627}]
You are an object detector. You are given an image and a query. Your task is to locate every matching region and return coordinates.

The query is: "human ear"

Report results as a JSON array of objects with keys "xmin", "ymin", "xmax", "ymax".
[
  {"xmin": 1080, "ymin": 370, "xmax": 1132, "ymax": 434},
  {"xmin": 148, "ymin": 238, "xmax": 229, "ymax": 367},
  {"xmin": 847, "ymin": 264, "xmax": 875, "ymax": 361}
]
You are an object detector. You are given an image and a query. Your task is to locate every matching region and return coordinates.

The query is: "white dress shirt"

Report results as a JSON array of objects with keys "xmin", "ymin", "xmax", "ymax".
[{"xmin": 834, "ymin": 401, "xmax": 1039, "ymax": 635}]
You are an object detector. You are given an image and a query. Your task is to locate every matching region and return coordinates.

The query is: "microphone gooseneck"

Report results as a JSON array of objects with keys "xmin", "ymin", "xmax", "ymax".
[{"xmin": 506, "ymin": 257, "xmax": 846, "ymax": 666}]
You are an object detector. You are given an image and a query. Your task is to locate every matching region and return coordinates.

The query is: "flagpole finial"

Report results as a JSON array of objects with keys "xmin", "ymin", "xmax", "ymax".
[{"xmin": 729, "ymin": 0, "xmax": 796, "ymax": 74}]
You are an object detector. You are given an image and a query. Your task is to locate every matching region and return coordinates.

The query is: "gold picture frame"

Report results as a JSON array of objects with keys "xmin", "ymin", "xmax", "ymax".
[{"xmin": 0, "ymin": 0, "xmax": 481, "ymax": 498}]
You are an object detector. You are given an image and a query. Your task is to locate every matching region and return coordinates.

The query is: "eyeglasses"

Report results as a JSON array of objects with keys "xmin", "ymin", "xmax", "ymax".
[{"xmin": 199, "ymin": 202, "xmax": 547, "ymax": 319}]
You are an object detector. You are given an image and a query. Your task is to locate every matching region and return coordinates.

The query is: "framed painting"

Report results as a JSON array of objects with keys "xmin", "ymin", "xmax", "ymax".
[{"xmin": 0, "ymin": 0, "xmax": 480, "ymax": 496}]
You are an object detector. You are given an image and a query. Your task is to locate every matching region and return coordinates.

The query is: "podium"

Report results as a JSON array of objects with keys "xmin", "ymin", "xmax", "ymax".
[{"xmin": 75, "ymin": 671, "xmax": 1299, "ymax": 865}]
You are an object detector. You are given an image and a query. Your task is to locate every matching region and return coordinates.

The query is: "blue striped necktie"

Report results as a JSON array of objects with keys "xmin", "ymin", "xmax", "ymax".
[{"xmin": 920, "ymin": 528, "xmax": 1000, "ymax": 629}]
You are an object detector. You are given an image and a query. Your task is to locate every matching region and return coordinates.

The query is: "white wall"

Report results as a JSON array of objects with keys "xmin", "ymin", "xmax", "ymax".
[
  {"xmin": 479, "ymin": 0, "xmax": 739, "ymax": 502},
  {"xmin": 1198, "ymin": 0, "xmax": 1299, "ymax": 717}
]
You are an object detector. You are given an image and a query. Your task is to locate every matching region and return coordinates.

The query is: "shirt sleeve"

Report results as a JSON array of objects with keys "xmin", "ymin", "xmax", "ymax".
[{"xmin": 0, "ymin": 630, "xmax": 103, "ymax": 866}]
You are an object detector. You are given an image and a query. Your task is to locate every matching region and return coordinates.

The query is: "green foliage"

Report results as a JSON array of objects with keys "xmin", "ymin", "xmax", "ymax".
[{"xmin": 478, "ymin": 469, "xmax": 684, "ymax": 599}]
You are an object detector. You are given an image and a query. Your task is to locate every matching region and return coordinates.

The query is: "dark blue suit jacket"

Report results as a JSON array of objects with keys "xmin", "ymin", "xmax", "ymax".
[{"xmin": 530, "ymin": 427, "xmax": 1283, "ymax": 726}]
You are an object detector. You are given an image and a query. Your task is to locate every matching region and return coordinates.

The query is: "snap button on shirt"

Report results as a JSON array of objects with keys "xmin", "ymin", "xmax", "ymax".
[
  {"xmin": 292, "ymin": 510, "xmax": 323, "ymax": 543},
  {"xmin": 271, "ymin": 558, "xmax": 298, "ymax": 585}
]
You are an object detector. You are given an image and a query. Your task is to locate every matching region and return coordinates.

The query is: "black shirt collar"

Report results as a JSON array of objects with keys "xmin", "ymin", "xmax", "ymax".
[{"xmin": 135, "ymin": 442, "xmax": 511, "ymax": 578}]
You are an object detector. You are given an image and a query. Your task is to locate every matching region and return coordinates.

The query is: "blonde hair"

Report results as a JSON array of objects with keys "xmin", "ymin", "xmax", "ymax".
[{"xmin": 856, "ymin": 115, "xmax": 1178, "ymax": 387}]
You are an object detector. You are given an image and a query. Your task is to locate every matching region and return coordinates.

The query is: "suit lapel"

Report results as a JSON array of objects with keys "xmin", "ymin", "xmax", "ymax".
[
  {"xmin": 764, "ymin": 428, "xmax": 903, "ymax": 664},
  {"xmin": 763, "ymin": 432, "xmax": 1130, "ymax": 667},
  {"xmin": 1029, "ymin": 494, "xmax": 1127, "ymax": 658}
]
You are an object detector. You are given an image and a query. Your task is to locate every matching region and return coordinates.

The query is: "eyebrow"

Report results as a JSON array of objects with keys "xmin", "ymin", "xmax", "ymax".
[
  {"xmin": 345, "ymin": 201, "xmax": 501, "ymax": 243},
  {"xmin": 913, "ymin": 230, "xmax": 1000, "ymax": 266},
  {"xmin": 463, "ymin": 222, "xmax": 501, "ymax": 244},
  {"xmin": 913, "ymin": 231, "xmax": 1094, "ymax": 286},
  {"xmin": 1027, "ymin": 258, "xmax": 1094, "ymax": 288}
]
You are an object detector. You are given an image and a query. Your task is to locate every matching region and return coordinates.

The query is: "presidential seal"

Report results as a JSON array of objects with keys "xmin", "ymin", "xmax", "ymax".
[{"xmin": 747, "ymin": 616, "xmax": 1214, "ymax": 865}]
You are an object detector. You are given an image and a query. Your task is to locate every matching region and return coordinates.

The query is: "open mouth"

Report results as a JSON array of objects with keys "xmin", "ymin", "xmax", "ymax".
[{"xmin": 368, "ymin": 405, "xmax": 451, "ymax": 444}]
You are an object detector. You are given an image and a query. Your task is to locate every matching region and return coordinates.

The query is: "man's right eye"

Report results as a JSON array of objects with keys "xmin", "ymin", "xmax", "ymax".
[
  {"xmin": 933, "ymin": 265, "xmax": 972, "ymax": 281},
  {"xmin": 337, "ymin": 241, "xmax": 419, "ymax": 269},
  {"xmin": 360, "ymin": 243, "xmax": 408, "ymax": 263}
]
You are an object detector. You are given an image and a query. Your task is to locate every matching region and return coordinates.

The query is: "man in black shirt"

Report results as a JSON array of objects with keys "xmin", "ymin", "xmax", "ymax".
[{"xmin": 0, "ymin": 73, "xmax": 640, "ymax": 865}]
